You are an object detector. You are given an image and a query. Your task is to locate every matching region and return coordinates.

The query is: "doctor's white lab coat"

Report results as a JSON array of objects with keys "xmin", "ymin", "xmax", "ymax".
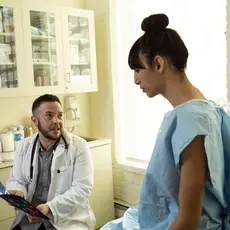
[{"xmin": 6, "ymin": 132, "xmax": 96, "ymax": 230}]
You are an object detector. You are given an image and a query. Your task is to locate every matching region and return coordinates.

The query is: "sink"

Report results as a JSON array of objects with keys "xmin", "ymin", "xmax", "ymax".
[
  {"xmin": 80, "ymin": 136, "xmax": 98, "ymax": 142},
  {"xmin": 78, "ymin": 135, "xmax": 112, "ymax": 148}
]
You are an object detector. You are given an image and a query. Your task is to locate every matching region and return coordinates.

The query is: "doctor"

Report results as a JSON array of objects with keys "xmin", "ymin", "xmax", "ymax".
[{"xmin": 6, "ymin": 94, "xmax": 95, "ymax": 230}]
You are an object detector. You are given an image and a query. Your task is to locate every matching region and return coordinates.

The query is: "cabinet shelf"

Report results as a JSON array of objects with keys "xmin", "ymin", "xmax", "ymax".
[
  {"xmin": 70, "ymin": 74, "xmax": 91, "ymax": 84},
  {"xmin": 0, "ymin": 32, "xmax": 14, "ymax": 36},
  {"xmin": 69, "ymin": 37, "xmax": 88, "ymax": 43},
  {"xmin": 31, "ymin": 34, "xmax": 55, "ymax": 41},
  {"xmin": 0, "ymin": 62, "xmax": 15, "ymax": 65},
  {"xmin": 33, "ymin": 62, "xmax": 56, "ymax": 66},
  {"xmin": 71, "ymin": 63, "xmax": 89, "ymax": 66}
]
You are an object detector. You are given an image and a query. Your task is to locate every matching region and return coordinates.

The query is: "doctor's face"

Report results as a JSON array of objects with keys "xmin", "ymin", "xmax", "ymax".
[{"xmin": 33, "ymin": 101, "xmax": 64, "ymax": 140}]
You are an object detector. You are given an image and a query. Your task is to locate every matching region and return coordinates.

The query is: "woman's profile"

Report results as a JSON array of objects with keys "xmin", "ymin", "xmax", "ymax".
[{"xmin": 100, "ymin": 13, "xmax": 228, "ymax": 230}]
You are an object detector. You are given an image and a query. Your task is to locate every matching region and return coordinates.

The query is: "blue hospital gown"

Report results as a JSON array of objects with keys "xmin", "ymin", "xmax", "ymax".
[{"xmin": 101, "ymin": 100, "xmax": 227, "ymax": 230}]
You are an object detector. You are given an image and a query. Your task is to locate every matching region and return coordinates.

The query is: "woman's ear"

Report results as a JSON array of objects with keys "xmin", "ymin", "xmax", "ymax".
[{"xmin": 153, "ymin": 56, "xmax": 165, "ymax": 73}]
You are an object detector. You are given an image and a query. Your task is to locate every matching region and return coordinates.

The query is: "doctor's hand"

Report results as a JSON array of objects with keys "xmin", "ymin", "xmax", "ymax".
[
  {"xmin": 26, "ymin": 214, "xmax": 42, "ymax": 224},
  {"xmin": 7, "ymin": 190, "xmax": 24, "ymax": 207},
  {"xmin": 37, "ymin": 203, "xmax": 51, "ymax": 216},
  {"xmin": 8, "ymin": 190, "xmax": 24, "ymax": 197}
]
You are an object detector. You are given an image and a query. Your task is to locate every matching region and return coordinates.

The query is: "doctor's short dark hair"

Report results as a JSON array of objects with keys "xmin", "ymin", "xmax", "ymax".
[
  {"xmin": 128, "ymin": 13, "xmax": 189, "ymax": 71},
  {"xmin": 32, "ymin": 94, "xmax": 62, "ymax": 115}
]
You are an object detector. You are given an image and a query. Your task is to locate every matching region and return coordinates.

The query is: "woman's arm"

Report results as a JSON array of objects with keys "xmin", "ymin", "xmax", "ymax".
[{"xmin": 169, "ymin": 135, "xmax": 207, "ymax": 230}]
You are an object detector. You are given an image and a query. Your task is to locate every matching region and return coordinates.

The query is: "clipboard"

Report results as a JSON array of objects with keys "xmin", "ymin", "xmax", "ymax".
[{"xmin": 0, "ymin": 181, "xmax": 49, "ymax": 219}]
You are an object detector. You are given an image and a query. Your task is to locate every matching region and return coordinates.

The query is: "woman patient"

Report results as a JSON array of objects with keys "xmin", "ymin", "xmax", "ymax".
[{"xmin": 101, "ymin": 13, "xmax": 227, "ymax": 229}]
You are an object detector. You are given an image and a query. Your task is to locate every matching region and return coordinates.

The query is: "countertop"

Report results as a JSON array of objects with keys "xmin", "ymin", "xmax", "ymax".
[
  {"xmin": 0, "ymin": 161, "xmax": 14, "ymax": 169},
  {"xmin": 0, "ymin": 136, "xmax": 112, "ymax": 169},
  {"xmin": 81, "ymin": 136, "xmax": 112, "ymax": 148}
]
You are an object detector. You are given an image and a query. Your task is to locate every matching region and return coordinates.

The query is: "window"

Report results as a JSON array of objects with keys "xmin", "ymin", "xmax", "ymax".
[{"xmin": 114, "ymin": 0, "xmax": 227, "ymax": 162}]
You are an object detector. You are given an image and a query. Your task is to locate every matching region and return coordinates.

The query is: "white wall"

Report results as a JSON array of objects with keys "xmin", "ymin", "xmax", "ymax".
[
  {"xmin": 84, "ymin": 0, "xmax": 144, "ymax": 206},
  {"xmin": 227, "ymin": 0, "xmax": 230, "ymax": 101}
]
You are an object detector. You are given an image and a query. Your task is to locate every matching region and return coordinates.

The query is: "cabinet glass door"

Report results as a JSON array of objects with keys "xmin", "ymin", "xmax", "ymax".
[
  {"xmin": 62, "ymin": 8, "xmax": 97, "ymax": 93},
  {"xmin": 22, "ymin": 3, "xmax": 64, "ymax": 95},
  {"xmin": 68, "ymin": 15, "xmax": 91, "ymax": 85},
  {"xmin": 0, "ymin": 6, "xmax": 17, "ymax": 89},
  {"xmin": 30, "ymin": 10, "xmax": 58, "ymax": 87},
  {"xmin": 0, "ymin": 1, "xmax": 25, "ymax": 98}
]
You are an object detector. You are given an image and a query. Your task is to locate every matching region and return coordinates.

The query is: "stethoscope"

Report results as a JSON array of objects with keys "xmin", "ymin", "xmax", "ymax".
[{"xmin": 30, "ymin": 134, "xmax": 68, "ymax": 180}]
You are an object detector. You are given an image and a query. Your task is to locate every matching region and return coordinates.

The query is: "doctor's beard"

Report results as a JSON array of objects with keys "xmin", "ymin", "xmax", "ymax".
[{"xmin": 37, "ymin": 120, "xmax": 61, "ymax": 141}]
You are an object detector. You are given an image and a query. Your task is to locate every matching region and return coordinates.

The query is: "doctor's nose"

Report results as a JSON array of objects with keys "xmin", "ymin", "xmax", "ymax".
[{"xmin": 52, "ymin": 116, "xmax": 62, "ymax": 124}]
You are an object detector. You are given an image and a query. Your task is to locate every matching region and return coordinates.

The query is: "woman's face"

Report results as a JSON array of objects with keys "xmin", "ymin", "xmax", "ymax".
[{"xmin": 134, "ymin": 55, "xmax": 166, "ymax": 98}]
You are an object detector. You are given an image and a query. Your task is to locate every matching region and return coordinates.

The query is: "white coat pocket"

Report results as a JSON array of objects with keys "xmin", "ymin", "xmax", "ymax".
[{"xmin": 51, "ymin": 165, "xmax": 74, "ymax": 194}]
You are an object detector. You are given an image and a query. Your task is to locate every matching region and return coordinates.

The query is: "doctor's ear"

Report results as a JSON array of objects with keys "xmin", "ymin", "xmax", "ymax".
[{"xmin": 31, "ymin": 115, "xmax": 38, "ymax": 126}]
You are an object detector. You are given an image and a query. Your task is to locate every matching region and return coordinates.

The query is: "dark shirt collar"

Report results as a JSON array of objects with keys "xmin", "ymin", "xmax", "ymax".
[{"xmin": 38, "ymin": 136, "xmax": 61, "ymax": 152}]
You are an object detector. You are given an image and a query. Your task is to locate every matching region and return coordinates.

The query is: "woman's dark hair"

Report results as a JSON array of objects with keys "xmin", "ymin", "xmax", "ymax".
[{"xmin": 128, "ymin": 14, "xmax": 188, "ymax": 71}]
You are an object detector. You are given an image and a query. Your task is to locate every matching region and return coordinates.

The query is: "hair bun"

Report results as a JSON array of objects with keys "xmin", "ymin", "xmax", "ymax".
[{"xmin": 141, "ymin": 14, "xmax": 169, "ymax": 32}]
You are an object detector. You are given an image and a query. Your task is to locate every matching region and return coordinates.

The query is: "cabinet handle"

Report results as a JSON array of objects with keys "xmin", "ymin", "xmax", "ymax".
[{"xmin": 66, "ymin": 73, "xmax": 71, "ymax": 83}]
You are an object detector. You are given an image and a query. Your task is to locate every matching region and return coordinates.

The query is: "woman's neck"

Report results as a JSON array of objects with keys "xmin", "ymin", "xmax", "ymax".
[{"xmin": 162, "ymin": 74, "xmax": 206, "ymax": 108}]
